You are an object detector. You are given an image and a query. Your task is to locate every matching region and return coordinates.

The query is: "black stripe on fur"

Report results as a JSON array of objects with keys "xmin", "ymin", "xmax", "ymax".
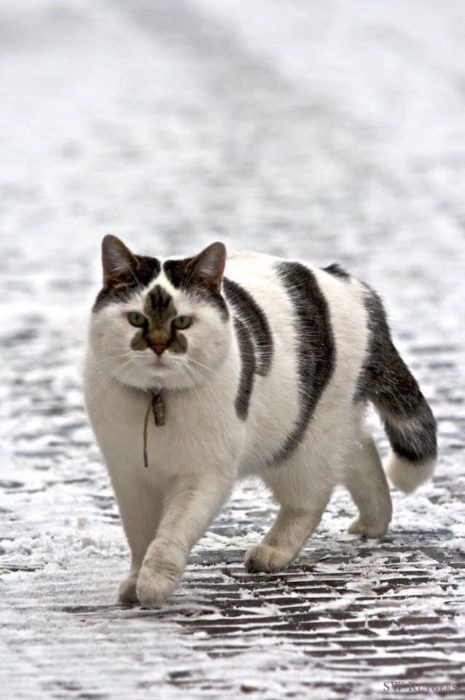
[
  {"xmin": 223, "ymin": 278, "xmax": 273, "ymax": 376},
  {"xmin": 233, "ymin": 317, "xmax": 256, "ymax": 420},
  {"xmin": 270, "ymin": 262, "xmax": 335, "ymax": 465}
]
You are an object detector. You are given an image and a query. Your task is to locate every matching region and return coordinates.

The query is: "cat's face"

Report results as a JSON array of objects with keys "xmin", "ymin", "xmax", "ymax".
[{"xmin": 89, "ymin": 236, "xmax": 231, "ymax": 390}]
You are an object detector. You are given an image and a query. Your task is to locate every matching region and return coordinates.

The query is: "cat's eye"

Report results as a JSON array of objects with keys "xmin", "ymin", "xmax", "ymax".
[
  {"xmin": 127, "ymin": 311, "xmax": 147, "ymax": 328},
  {"xmin": 172, "ymin": 315, "xmax": 193, "ymax": 330}
]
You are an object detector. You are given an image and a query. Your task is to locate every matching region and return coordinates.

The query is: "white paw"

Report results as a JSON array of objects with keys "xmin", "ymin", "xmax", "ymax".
[
  {"xmin": 348, "ymin": 517, "xmax": 389, "ymax": 539},
  {"xmin": 118, "ymin": 573, "xmax": 139, "ymax": 604},
  {"xmin": 136, "ymin": 564, "xmax": 178, "ymax": 607},
  {"xmin": 244, "ymin": 544, "xmax": 294, "ymax": 573}
]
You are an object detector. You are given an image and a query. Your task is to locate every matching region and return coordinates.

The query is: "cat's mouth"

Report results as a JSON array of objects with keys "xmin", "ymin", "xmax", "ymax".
[
  {"xmin": 151, "ymin": 357, "xmax": 168, "ymax": 368},
  {"xmin": 148, "ymin": 354, "xmax": 175, "ymax": 371}
]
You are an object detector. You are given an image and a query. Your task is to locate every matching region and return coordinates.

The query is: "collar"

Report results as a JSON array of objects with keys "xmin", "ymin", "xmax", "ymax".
[{"xmin": 143, "ymin": 387, "xmax": 165, "ymax": 468}]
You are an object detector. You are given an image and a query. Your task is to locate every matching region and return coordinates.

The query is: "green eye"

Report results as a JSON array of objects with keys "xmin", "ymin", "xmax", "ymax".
[
  {"xmin": 173, "ymin": 315, "xmax": 192, "ymax": 330},
  {"xmin": 127, "ymin": 311, "xmax": 147, "ymax": 328}
]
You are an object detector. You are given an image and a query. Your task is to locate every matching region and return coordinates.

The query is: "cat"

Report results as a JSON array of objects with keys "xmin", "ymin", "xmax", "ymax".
[{"xmin": 84, "ymin": 236, "xmax": 437, "ymax": 607}]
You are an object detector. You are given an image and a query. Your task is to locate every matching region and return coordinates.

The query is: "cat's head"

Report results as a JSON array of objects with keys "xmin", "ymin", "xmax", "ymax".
[{"xmin": 89, "ymin": 235, "xmax": 231, "ymax": 390}]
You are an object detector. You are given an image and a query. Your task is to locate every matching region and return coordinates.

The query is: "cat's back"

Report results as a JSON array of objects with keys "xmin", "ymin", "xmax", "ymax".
[
  {"xmin": 223, "ymin": 250, "xmax": 370, "ymax": 408},
  {"xmin": 223, "ymin": 250, "xmax": 367, "ymax": 333},
  {"xmin": 222, "ymin": 251, "xmax": 369, "ymax": 471}
]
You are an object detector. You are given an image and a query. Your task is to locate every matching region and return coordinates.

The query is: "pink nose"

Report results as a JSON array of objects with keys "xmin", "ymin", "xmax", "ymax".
[{"xmin": 152, "ymin": 344, "xmax": 166, "ymax": 356}]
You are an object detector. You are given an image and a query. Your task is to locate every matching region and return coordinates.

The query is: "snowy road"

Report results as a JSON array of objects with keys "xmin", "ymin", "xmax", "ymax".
[{"xmin": 1, "ymin": 1, "xmax": 465, "ymax": 698}]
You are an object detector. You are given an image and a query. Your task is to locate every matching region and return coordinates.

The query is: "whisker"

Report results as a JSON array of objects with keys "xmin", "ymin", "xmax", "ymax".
[{"xmin": 187, "ymin": 356, "xmax": 217, "ymax": 374}]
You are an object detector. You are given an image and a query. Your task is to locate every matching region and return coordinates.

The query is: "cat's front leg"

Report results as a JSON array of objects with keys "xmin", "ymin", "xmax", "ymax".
[
  {"xmin": 107, "ymin": 469, "xmax": 163, "ymax": 604},
  {"xmin": 136, "ymin": 472, "xmax": 233, "ymax": 607}
]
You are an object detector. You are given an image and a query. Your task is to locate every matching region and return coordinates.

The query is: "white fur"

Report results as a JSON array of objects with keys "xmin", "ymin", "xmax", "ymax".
[
  {"xmin": 386, "ymin": 454, "xmax": 436, "ymax": 494},
  {"xmin": 84, "ymin": 251, "xmax": 423, "ymax": 606}
]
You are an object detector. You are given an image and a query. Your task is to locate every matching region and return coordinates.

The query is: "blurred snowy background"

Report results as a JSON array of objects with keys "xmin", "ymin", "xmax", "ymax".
[{"xmin": 1, "ymin": 1, "xmax": 465, "ymax": 698}]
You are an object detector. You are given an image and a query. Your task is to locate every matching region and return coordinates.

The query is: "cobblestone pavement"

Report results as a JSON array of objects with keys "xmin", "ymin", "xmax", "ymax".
[{"xmin": 1, "ymin": 1, "xmax": 465, "ymax": 698}]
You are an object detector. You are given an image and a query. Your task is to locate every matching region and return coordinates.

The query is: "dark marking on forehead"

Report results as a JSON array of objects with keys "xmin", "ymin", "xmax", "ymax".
[
  {"xmin": 93, "ymin": 255, "xmax": 161, "ymax": 311},
  {"xmin": 131, "ymin": 283, "xmax": 187, "ymax": 355},
  {"xmin": 323, "ymin": 263, "xmax": 350, "ymax": 280},
  {"xmin": 145, "ymin": 285, "xmax": 176, "ymax": 325},
  {"xmin": 223, "ymin": 278, "xmax": 273, "ymax": 376},
  {"xmin": 233, "ymin": 318, "xmax": 256, "ymax": 420},
  {"xmin": 269, "ymin": 261, "xmax": 335, "ymax": 466}
]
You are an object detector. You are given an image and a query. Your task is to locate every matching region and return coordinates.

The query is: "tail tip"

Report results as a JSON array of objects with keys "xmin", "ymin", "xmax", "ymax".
[{"xmin": 386, "ymin": 453, "xmax": 436, "ymax": 494}]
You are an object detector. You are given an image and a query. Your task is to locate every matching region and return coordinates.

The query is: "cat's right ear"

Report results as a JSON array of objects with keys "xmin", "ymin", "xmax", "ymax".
[{"xmin": 101, "ymin": 235, "xmax": 136, "ymax": 286}]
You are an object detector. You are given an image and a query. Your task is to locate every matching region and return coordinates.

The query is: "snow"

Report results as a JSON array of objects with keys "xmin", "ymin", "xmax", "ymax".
[{"xmin": 1, "ymin": 0, "xmax": 465, "ymax": 698}]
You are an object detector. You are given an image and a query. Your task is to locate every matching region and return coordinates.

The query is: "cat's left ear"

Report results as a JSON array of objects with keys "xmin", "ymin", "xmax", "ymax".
[
  {"xmin": 101, "ymin": 235, "xmax": 136, "ymax": 286},
  {"xmin": 191, "ymin": 242, "xmax": 227, "ymax": 291}
]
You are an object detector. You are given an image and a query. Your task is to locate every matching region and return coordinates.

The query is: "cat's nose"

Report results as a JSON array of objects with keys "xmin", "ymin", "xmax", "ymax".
[{"xmin": 151, "ymin": 344, "xmax": 166, "ymax": 356}]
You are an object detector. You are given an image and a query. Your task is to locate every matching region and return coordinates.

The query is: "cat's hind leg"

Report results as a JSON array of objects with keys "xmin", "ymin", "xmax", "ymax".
[
  {"xmin": 344, "ymin": 434, "xmax": 392, "ymax": 538},
  {"xmin": 245, "ymin": 462, "xmax": 333, "ymax": 573}
]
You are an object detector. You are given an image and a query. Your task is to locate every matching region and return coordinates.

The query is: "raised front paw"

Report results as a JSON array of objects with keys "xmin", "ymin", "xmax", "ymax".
[
  {"xmin": 136, "ymin": 564, "xmax": 179, "ymax": 607},
  {"xmin": 244, "ymin": 544, "xmax": 294, "ymax": 573}
]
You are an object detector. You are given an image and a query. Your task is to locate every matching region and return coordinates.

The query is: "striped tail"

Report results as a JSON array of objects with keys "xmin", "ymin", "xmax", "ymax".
[{"xmin": 359, "ymin": 287, "xmax": 437, "ymax": 493}]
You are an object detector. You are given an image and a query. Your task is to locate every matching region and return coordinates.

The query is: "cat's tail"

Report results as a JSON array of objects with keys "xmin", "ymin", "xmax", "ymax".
[
  {"xmin": 361, "ymin": 288, "xmax": 437, "ymax": 494},
  {"xmin": 382, "ymin": 401, "xmax": 437, "ymax": 494}
]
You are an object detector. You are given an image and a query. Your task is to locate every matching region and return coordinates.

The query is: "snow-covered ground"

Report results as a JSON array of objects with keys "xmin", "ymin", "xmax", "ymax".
[{"xmin": 1, "ymin": 1, "xmax": 465, "ymax": 697}]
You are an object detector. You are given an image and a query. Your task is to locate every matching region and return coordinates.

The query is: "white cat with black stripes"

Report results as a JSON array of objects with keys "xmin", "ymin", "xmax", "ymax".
[{"xmin": 84, "ymin": 237, "xmax": 437, "ymax": 607}]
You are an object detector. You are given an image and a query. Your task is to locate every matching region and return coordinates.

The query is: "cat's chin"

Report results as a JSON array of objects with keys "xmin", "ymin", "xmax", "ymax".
[
  {"xmin": 146, "ymin": 370, "xmax": 192, "ymax": 390},
  {"xmin": 125, "ymin": 365, "xmax": 198, "ymax": 392},
  {"xmin": 117, "ymin": 373, "xmax": 192, "ymax": 393}
]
